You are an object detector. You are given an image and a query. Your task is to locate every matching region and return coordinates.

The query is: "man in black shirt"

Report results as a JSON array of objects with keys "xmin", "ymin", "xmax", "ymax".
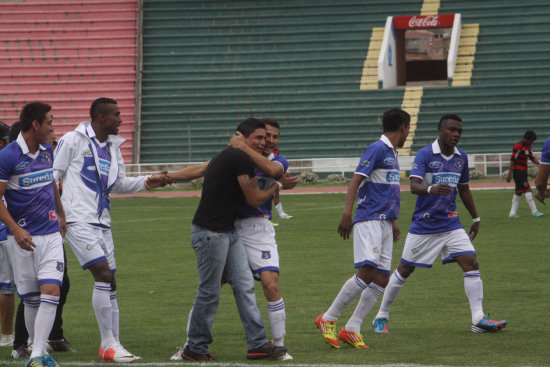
[{"xmin": 184, "ymin": 118, "xmax": 296, "ymax": 361}]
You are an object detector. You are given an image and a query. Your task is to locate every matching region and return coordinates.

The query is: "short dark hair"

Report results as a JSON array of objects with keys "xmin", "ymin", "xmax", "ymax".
[
  {"xmin": 236, "ymin": 118, "xmax": 266, "ymax": 137},
  {"xmin": 438, "ymin": 114, "xmax": 462, "ymax": 128},
  {"xmin": 19, "ymin": 102, "xmax": 51, "ymax": 132},
  {"xmin": 90, "ymin": 97, "xmax": 118, "ymax": 120},
  {"xmin": 8, "ymin": 121, "xmax": 21, "ymax": 142},
  {"xmin": 524, "ymin": 130, "xmax": 537, "ymax": 141},
  {"xmin": 260, "ymin": 118, "xmax": 280, "ymax": 130},
  {"xmin": 382, "ymin": 108, "xmax": 410, "ymax": 132}
]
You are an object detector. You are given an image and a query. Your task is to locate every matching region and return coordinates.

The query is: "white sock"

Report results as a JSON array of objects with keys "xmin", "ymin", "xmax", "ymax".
[
  {"xmin": 23, "ymin": 297, "xmax": 40, "ymax": 347},
  {"xmin": 324, "ymin": 275, "xmax": 366, "ymax": 321},
  {"xmin": 509, "ymin": 194, "xmax": 520, "ymax": 216},
  {"xmin": 376, "ymin": 270, "xmax": 407, "ymax": 319},
  {"xmin": 463, "ymin": 271, "xmax": 484, "ymax": 324},
  {"xmin": 525, "ymin": 192, "xmax": 538, "ymax": 214},
  {"xmin": 275, "ymin": 203, "xmax": 285, "ymax": 216},
  {"xmin": 30, "ymin": 295, "xmax": 59, "ymax": 358},
  {"xmin": 110, "ymin": 292, "xmax": 120, "ymax": 343},
  {"xmin": 346, "ymin": 283, "xmax": 384, "ymax": 333},
  {"xmin": 93, "ymin": 282, "xmax": 115, "ymax": 348},
  {"xmin": 267, "ymin": 298, "xmax": 286, "ymax": 346}
]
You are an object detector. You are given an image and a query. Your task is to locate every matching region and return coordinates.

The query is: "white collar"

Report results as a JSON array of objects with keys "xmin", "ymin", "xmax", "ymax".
[
  {"xmin": 432, "ymin": 139, "xmax": 460, "ymax": 156},
  {"xmin": 16, "ymin": 132, "xmax": 47, "ymax": 156},
  {"xmin": 380, "ymin": 134, "xmax": 395, "ymax": 149}
]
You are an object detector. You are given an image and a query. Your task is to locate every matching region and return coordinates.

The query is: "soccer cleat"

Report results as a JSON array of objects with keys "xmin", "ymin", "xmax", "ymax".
[
  {"xmin": 315, "ymin": 313, "xmax": 340, "ymax": 348},
  {"xmin": 42, "ymin": 354, "xmax": 61, "ymax": 367},
  {"xmin": 99, "ymin": 342, "xmax": 141, "ymax": 363},
  {"xmin": 508, "ymin": 214, "xmax": 519, "ymax": 218},
  {"xmin": 471, "ymin": 316, "xmax": 507, "ymax": 333},
  {"xmin": 170, "ymin": 346, "xmax": 185, "ymax": 360},
  {"xmin": 24, "ymin": 356, "xmax": 44, "ymax": 367},
  {"xmin": 246, "ymin": 342, "xmax": 287, "ymax": 360},
  {"xmin": 181, "ymin": 345, "xmax": 214, "ymax": 361},
  {"xmin": 12, "ymin": 345, "xmax": 30, "ymax": 360},
  {"xmin": 337, "ymin": 327, "xmax": 369, "ymax": 349},
  {"xmin": 277, "ymin": 352, "xmax": 294, "ymax": 361},
  {"xmin": 270, "ymin": 221, "xmax": 279, "ymax": 227},
  {"xmin": 373, "ymin": 317, "xmax": 389, "ymax": 333},
  {"xmin": 533, "ymin": 211, "xmax": 544, "ymax": 217},
  {"xmin": 279, "ymin": 213, "xmax": 293, "ymax": 219},
  {"xmin": 0, "ymin": 333, "xmax": 14, "ymax": 346},
  {"xmin": 46, "ymin": 338, "xmax": 71, "ymax": 353}
]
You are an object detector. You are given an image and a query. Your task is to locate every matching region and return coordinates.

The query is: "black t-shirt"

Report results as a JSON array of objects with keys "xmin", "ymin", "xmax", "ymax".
[{"xmin": 192, "ymin": 147, "xmax": 255, "ymax": 232}]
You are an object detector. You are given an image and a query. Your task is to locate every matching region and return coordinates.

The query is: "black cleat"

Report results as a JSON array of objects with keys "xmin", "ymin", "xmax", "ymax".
[
  {"xmin": 181, "ymin": 345, "xmax": 214, "ymax": 361},
  {"xmin": 46, "ymin": 337, "xmax": 72, "ymax": 352},
  {"xmin": 247, "ymin": 342, "xmax": 287, "ymax": 360}
]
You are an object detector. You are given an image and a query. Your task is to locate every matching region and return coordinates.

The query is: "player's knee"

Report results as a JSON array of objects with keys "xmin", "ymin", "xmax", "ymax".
[{"xmin": 397, "ymin": 263, "xmax": 415, "ymax": 278}]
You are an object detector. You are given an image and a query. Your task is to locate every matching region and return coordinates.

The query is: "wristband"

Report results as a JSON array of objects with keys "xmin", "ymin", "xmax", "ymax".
[
  {"xmin": 275, "ymin": 181, "xmax": 283, "ymax": 191},
  {"xmin": 472, "ymin": 217, "xmax": 481, "ymax": 223},
  {"xmin": 427, "ymin": 185, "xmax": 432, "ymax": 194}
]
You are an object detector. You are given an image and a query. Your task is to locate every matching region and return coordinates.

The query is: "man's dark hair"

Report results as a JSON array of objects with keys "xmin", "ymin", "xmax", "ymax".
[
  {"xmin": 19, "ymin": 102, "xmax": 51, "ymax": 132},
  {"xmin": 438, "ymin": 114, "xmax": 462, "ymax": 128},
  {"xmin": 236, "ymin": 118, "xmax": 266, "ymax": 137},
  {"xmin": 524, "ymin": 130, "xmax": 537, "ymax": 141},
  {"xmin": 260, "ymin": 118, "xmax": 280, "ymax": 130},
  {"xmin": 8, "ymin": 121, "xmax": 21, "ymax": 142},
  {"xmin": 90, "ymin": 97, "xmax": 118, "ymax": 121},
  {"xmin": 382, "ymin": 108, "xmax": 410, "ymax": 132}
]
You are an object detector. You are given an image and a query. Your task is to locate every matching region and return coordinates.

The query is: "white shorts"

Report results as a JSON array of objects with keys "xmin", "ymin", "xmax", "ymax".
[
  {"xmin": 5, "ymin": 232, "xmax": 64, "ymax": 298},
  {"xmin": 65, "ymin": 223, "xmax": 116, "ymax": 272},
  {"xmin": 353, "ymin": 220, "xmax": 394, "ymax": 274},
  {"xmin": 0, "ymin": 241, "xmax": 16, "ymax": 294},
  {"xmin": 401, "ymin": 228, "xmax": 476, "ymax": 268},
  {"xmin": 235, "ymin": 217, "xmax": 279, "ymax": 279}
]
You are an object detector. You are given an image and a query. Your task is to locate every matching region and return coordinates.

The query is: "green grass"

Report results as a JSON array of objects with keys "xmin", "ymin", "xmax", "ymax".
[{"xmin": 1, "ymin": 190, "xmax": 549, "ymax": 366}]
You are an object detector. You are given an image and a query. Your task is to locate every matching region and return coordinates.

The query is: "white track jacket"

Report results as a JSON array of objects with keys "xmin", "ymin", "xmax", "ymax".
[{"xmin": 53, "ymin": 122, "xmax": 148, "ymax": 227}]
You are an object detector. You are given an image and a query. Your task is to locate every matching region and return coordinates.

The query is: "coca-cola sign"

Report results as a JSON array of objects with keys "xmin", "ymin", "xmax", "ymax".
[{"xmin": 393, "ymin": 14, "xmax": 454, "ymax": 29}]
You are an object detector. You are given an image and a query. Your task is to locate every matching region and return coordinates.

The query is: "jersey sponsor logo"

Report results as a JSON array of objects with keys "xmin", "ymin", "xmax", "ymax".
[
  {"xmin": 261, "ymin": 250, "xmax": 271, "ymax": 259},
  {"xmin": 19, "ymin": 170, "xmax": 53, "ymax": 188},
  {"xmin": 56, "ymin": 262, "xmax": 64, "ymax": 272},
  {"xmin": 431, "ymin": 173, "xmax": 460, "ymax": 185},
  {"xmin": 15, "ymin": 161, "xmax": 30, "ymax": 170},
  {"xmin": 429, "ymin": 161, "xmax": 443, "ymax": 169},
  {"xmin": 379, "ymin": 213, "xmax": 387, "ymax": 220},
  {"xmin": 448, "ymin": 211, "xmax": 458, "ymax": 218},
  {"xmin": 454, "ymin": 158, "xmax": 463, "ymax": 169},
  {"xmin": 422, "ymin": 212, "xmax": 431, "ymax": 219},
  {"xmin": 383, "ymin": 157, "xmax": 395, "ymax": 165},
  {"xmin": 17, "ymin": 218, "xmax": 26, "ymax": 227},
  {"xmin": 81, "ymin": 149, "xmax": 92, "ymax": 157},
  {"xmin": 360, "ymin": 160, "xmax": 371, "ymax": 167},
  {"xmin": 412, "ymin": 162, "xmax": 419, "ymax": 169},
  {"xmin": 48, "ymin": 210, "xmax": 58, "ymax": 221},
  {"xmin": 98, "ymin": 158, "xmax": 111, "ymax": 176},
  {"xmin": 385, "ymin": 170, "xmax": 400, "ymax": 183}
]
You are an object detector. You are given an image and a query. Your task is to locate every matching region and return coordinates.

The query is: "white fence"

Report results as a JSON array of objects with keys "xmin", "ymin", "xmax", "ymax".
[{"xmin": 124, "ymin": 152, "xmax": 522, "ymax": 177}]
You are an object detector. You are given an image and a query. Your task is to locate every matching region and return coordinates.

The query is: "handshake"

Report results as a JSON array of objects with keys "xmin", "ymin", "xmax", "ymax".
[
  {"xmin": 144, "ymin": 171, "xmax": 175, "ymax": 190},
  {"xmin": 143, "ymin": 162, "xmax": 209, "ymax": 190}
]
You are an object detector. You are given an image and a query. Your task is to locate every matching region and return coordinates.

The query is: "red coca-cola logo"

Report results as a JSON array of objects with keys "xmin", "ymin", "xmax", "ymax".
[{"xmin": 409, "ymin": 15, "xmax": 439, "ymax": 28}]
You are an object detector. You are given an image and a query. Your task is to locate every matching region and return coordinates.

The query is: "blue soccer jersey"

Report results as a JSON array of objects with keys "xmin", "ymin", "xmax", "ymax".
[
  {"xmin": 237, "ymin": 153, "xmax": 289, "ymax": 220},
  {"xmin": 0, "ymin": 136, "xmax": 60, "ymax": 236},
  {"xmin": 353, "ymin": 136, "xmax": 401, "ymax": 223},
  {"xmin": 409, "ymin": 140, "xmax": 469, "ymax": 234},
  {"xmin": 540, "ymin": 137, "xmax": 550, "ymax": 164}
]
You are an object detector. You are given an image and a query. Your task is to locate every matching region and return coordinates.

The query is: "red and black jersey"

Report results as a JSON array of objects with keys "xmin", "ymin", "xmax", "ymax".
[
  {"xmin": 272, "ymin": 147, "xmax": 280, "ymax": 155},
  {"xmin": 511, "ymin": 141, "xmax": 535, "ymax": 171}
]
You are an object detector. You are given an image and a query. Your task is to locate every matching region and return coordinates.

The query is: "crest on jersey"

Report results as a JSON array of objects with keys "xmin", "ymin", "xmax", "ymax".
[
  {"xmin": 56, "ymin": 262, "xmax": 64, "ymax": 272},
  {"xmin": 261, "ymin": 251, "xmax": 271, "ymax": 259},
  {"xmin": 49, "ymin": 210, "xmax": 58, "ymax": 221},
  {"xmin": 40, "ymin": 151, "xmax": 52, "ymax": 163},
  {"xmin": 454, "ymin": 158, "xmax": 463, "ymax": 169}
]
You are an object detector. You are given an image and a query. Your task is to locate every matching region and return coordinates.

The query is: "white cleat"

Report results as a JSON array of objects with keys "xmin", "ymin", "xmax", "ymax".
[
  {"xmin": 277, "ymin": 352, "xmax": 293, "ymax": 361},
  {"xmin": 99, "ymin": 342, "xmax": 141, "ymax": 363},
  {"xmin": 279, "ymin": 213, "xmax": 293, "ymax": 219},
  {"xmin": 170, "ymin": 346, "xmax": 185, "ymax": 360}
]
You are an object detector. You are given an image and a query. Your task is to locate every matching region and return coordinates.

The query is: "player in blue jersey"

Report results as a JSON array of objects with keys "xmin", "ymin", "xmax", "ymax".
[
  {"xmin": 0, "ymin": 102, "xmax": 66, "ymax": 367},
  {"xmin": 373, "ymin": 114, "xmax": 507, "ymax": 334},
  {"xmin": 315, "ymin": 108, "xmax": 411, "ymax": 349},
  {"xmin": 534, "ymin": 136, "xmax": 550, "ymax": 203}
]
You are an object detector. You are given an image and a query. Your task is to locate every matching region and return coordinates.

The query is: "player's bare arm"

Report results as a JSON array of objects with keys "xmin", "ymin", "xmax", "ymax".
[
  {"xmin": 535, "ymin": 164, "xmax": 550, "ymax": 204},
  {"xmin": 338, "ymin": 174, "xmax": 363, "ymax": 240},
  {"xmin": 457, "ymin": 183, "xmax": 480, "ymax": 240},
  {"xmin": 410, "ymin": 177, "xmax": 452, "ymax": 196},
  {"xmin": 230, "ymin": 133, "xmax": 284, "ymax": 178},
  {"xmin": 145, "ymin": 171, "xmax": 170, "ymax": 190},
  {"xmin": 391, "ymin": 219, "xmax": 400, "ymax": 243},
  {"xmin": 0, "ymin": 182, "xmax": 35, "ymax": 250},
  {"xmin": 167, "ymin": 161, "xmax": 209, "ymax": 183},
  {"xmin": 238, "ymin": 174, "xmax": 286, "ymax": 207},
  {"xmin": 53, "ymin": 180, "xmax": 66, "ymax": 238}
]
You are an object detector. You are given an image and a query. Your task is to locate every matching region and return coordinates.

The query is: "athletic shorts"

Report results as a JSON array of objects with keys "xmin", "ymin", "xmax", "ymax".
[
  {"xmin": 353, "ymin": 220, "xmax": 393, "ymax": 274},
  {"xmin": 401, "ymin": 228, "xmax": 476, "ymax": 268},
  {"xmin": 235, "ymin": 217, "xmax": 279, "ymax": 279},
  {"xmin": 513, "ymin": 169, "xmax": 530, "ymax": 195},
  {"xmin": 65, "ymin": 222, "xmax": 116, "ymax": 272},
  {"xmin": 5, "ymin": 232, "xmax": 64, "ymax": 298},
  {"xmin": 0, "ymin": 241, "xmax": 16, "ymax": 294}
]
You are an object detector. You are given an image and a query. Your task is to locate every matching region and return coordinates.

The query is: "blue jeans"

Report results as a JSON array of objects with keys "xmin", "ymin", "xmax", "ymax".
[{"xmin": 187, "ymin": 225, "xmax": 267, "ymax": 354}]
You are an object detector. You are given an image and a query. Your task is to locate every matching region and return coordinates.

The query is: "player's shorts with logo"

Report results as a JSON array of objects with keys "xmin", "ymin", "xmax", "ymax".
[
  {"xmin": 0, "ymin": 241, "xmax": 16, "ymax": 294},
  {"xmin": 401, "ymin": 228, "xmax": 475, "ymax": 267},
  {"xmin": 235, "ymin": 217, "xmax": 279, "ymax": 279},
  {"xmin": 5, "ymin": 232, "xmax": 64, "ymax": 298},
  {"xmin": 65, "ymin": 222, "xmax": 116, "ymax": 272},
  {"xmin": 353, "ymin": 220, "xmax": 393, "ymax": 274}
]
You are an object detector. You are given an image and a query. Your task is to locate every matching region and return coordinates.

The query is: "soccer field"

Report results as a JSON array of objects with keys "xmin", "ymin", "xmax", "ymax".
[{"xmin": 1, "ymin": 190, "xmax": 548, "ymax": 366}]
